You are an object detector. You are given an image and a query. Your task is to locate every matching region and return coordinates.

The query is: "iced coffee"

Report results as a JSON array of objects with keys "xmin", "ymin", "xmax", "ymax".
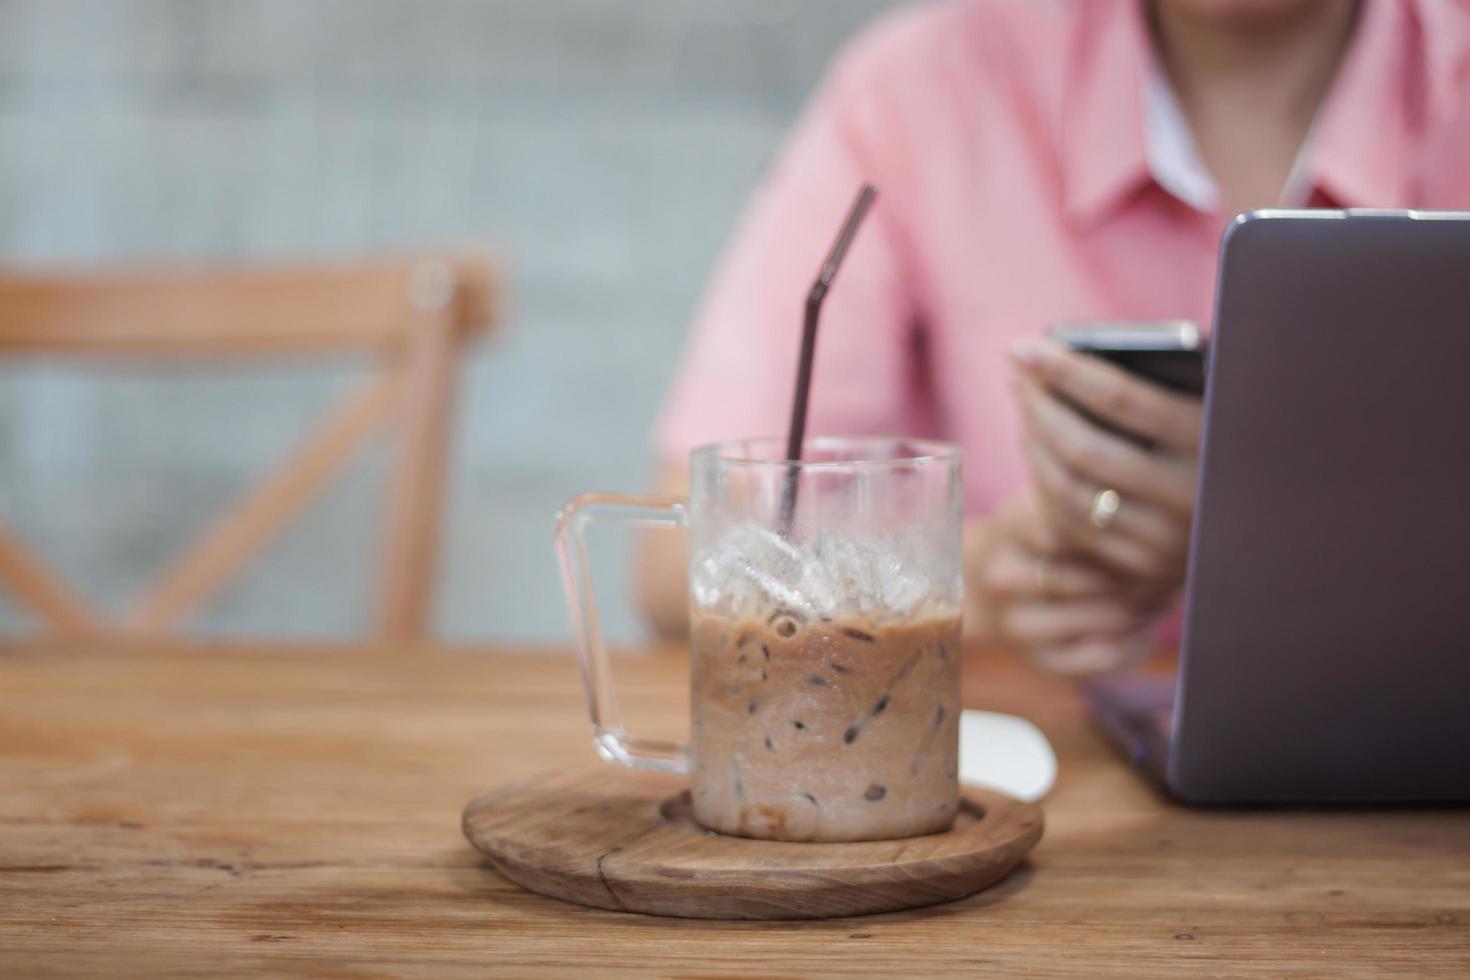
[
  {"xmin": 686, "ymin": 505, "xmax": 964, "ymax": 843},
  {"xmin": 690, "ymin": 608, "xmax": 960, "ymax": 842},
  {"xmin": 555, "ymin": 436, "xmax": 965, "ymax": 843}
]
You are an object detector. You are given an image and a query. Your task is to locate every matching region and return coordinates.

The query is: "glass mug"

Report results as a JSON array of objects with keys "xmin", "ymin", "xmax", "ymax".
[{"xmin": 555, "ymin": 436, "xmax": 964, "ymax": 842}]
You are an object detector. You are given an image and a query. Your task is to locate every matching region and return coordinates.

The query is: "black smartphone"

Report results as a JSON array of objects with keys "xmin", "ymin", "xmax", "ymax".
[
  {"xmin": 1045, "ymin": 320, "xmax": 1206, "ymax": 443},
  {"xmin": 1047, "ymin": 320, "xmax": 1207, "ymax": 396}
]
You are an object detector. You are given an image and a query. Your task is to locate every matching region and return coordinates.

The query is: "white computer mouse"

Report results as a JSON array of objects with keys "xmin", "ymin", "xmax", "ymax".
[{"xmin": 958, "ymin": 709, "xmax": 1057, "ymax": 803}]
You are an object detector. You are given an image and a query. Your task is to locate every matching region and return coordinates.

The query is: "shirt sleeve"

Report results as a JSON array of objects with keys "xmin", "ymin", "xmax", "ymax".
[{"xmin": 654, "ymin": 47, "xmax": 920, "ymax": 461}]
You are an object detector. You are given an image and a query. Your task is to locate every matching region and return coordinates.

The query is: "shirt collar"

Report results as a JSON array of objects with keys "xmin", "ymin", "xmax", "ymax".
[
  {"xmin": 1301, "ymin": 0, "xmax": 1410, "ymax": 209},
  {"xmin": 1060, "ymin": 0, "xmax": 1152, "ymax": 226},
  {"xmin": 1142, "ymin": 56, "xmax": 1220, "ymax": 213},
  {"xmin": 1062, "ymin": 0, "xmax": 1437, "ymax": 224},
  {"xmin": 1408, "ymin": 0, "xmax": 1470, "ymax": 137},
  {"xmin": 1142, "ymin": 51, "xmax": 1317, "ymax": 213}
]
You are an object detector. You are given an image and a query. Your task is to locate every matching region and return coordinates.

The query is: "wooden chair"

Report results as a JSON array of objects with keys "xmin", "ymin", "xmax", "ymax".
[{"xmin": 0, "ymin": 255, "xmax": 499, "ymax": 642}]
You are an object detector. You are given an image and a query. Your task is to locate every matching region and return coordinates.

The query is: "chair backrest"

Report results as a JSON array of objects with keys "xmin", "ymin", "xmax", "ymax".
[{"xmin": 0, "ymin": 255, "xmax": 499, "ymax": 642}]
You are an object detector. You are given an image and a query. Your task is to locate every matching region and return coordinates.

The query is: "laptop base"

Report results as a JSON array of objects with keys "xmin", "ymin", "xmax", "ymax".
[{"xmin": 1082, "ymin": 674, "xmax": 1176, "ymax": 789}]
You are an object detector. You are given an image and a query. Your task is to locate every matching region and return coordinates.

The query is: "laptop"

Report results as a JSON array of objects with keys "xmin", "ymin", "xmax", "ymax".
[{"xmin": 1085, "ymin": 209, "xmax": 1470, "ymax": 804}]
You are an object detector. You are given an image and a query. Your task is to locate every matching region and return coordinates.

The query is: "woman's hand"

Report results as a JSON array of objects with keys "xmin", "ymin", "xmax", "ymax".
[
  {"xmin": 968, "ymin": 492, "xmax": 1171, "ymax": 674},
  {"xmin": 1010, "ymin": 339, "xmax": 1203, "ymax": 588}
]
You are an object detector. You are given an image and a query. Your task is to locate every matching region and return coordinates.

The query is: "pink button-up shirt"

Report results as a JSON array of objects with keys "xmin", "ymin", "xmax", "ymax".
[{"xmin": 656, "ymin": 0, "xmax": 1470, "ymax": 515}]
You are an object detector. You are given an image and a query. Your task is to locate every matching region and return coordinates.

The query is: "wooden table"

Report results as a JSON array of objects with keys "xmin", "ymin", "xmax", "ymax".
[{"xmin": 2, "ymin": 643, "xmax": 1467, "ymax": 977}]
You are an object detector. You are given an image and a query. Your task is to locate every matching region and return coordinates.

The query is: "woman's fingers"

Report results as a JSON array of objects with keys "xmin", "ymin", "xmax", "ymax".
[
  {"xmin": 1001, "ymin": 596, "xmax": 1144, "ymax": 646},
  {"xmin": 1011, "ymin": 339, "xmax": 1203, "ymax": 452},
  {"xmin": 983, "ymin": 539, "xmax": 1118, "ymax": 600},
  {"xmin": 1017, "ymin": 377, "xmax": 1198, "ymax": 518},
  {"xmin": 1002, "ymin": 491, "xmax": 1065, "ymax": 554},
  {"xmin": 1021, "ymin": 438, "xmax": 1189, "ymax": 581},
  {"xmin": 1024, "ymin": 634, "xmax": 1154, "ymax": 676},
  {"xmin": 977, "ymin": 491, "xmax": 1179, "ymax": 666}
]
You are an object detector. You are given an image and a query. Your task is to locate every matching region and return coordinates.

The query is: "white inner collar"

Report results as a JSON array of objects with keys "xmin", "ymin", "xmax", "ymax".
[{"xmin": 1144, "ymin": 59, "xmax": 1316, "ymax": 214}]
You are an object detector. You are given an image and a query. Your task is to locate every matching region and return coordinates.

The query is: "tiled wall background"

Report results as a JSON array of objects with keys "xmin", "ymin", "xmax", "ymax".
[{"xmin": 0, "ymin": 0, "xmax": 897, "ymax": 642}]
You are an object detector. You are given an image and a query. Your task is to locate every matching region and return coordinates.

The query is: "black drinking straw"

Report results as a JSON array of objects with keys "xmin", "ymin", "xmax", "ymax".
[{"xmin": 778, "ymin": 184, "xmax": 879, "ymax": 533}]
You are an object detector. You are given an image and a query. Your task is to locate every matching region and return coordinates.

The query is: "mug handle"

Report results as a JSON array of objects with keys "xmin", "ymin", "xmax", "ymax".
[{"xmin": 554, "ymin": 492, "xmax": 690, "ymax": 773}]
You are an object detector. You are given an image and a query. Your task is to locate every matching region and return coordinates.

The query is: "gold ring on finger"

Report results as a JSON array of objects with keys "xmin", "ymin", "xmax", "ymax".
[{"xmin": 1089, "ymin": 487, "xmax": 1122, "ymax": 530}]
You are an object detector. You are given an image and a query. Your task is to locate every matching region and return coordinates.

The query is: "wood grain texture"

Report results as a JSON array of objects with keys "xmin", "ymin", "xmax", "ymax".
[
  {"xmin": 463, "ymin": 769, "xmax": 1042, "ymax": 919},
  {"xmin": 379, "ymin": 288, "xmax": 459, "ymax": 639},
  {"xmin": 0, "ymin": 643, "xmax": 1467, "ymax": 977},
  {"xmin": 0, "ymin": 257, "xmax": 497, "ymax": 355}
]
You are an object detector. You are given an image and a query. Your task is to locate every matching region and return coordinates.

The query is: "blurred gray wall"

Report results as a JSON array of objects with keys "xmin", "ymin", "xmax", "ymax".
[{"xmin": 0, "ymin": 0, "xmax": 896, "ymax": 642}]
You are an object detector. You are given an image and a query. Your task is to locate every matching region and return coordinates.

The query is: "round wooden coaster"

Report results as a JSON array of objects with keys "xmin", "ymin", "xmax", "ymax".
[{"xmin": 462, "ymin": 767, "xmax": 1044, "ymax": 920}]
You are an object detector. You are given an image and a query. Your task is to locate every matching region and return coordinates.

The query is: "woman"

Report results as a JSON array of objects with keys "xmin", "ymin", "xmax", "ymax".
[{"xmin": 638, "ymin": 0, "xmax": 1470, "ymax": 671}]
